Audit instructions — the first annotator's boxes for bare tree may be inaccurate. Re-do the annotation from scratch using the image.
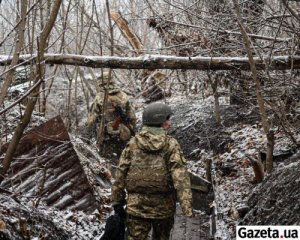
[0,0,62,180]
[232,0,274,172]
[0,0,28,106]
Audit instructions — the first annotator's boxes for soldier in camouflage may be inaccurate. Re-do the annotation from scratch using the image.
[111,102,193,240]
[87,73,136,161]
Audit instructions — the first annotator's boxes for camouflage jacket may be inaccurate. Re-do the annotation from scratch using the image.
[87,88,136,138]
[111,126,193,219]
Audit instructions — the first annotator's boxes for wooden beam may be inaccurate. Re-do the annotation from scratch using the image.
[0,54,299,70]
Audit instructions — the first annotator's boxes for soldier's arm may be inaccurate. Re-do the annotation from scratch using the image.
[87,103,97,129]
[111,147,131,206]
[126,101,137,132]
[87,96,103,129]
[168,138,193,217]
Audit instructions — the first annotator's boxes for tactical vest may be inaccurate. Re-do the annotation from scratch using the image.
[105,93,132,141]
[126,139,174,194]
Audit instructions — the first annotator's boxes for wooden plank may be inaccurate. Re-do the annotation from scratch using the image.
[171,207,186,240]
[185,215,201,240]
[170,206,210,240]
[149,205,210,240]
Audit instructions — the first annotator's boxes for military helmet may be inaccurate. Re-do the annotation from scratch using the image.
[142,102,172,126]
[97,72,112,86]
[97,72,119,93]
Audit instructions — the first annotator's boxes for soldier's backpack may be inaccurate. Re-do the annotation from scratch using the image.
[126,139,174,194]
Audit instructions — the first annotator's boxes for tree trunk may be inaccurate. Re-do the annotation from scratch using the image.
[281,0,300,23]
[205,158,212,183]
[266,130,275,173]
[0,0,28,106]
[110,11,144,55]
[246,155,264,183]
[207,73,221,125]
[1,54,299,70]
[97,0,114,147]
[233,0,274,173]
[110,11,165,102]
[213,93,221,125]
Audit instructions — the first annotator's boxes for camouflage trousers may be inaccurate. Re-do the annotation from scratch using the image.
[127,214,174,240]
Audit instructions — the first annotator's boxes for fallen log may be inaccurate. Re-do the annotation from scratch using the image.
[0,54,299,70]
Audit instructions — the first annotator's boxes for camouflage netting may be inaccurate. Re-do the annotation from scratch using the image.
[240,151,300,225]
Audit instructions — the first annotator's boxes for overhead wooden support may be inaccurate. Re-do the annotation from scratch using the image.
[0,54,299,70]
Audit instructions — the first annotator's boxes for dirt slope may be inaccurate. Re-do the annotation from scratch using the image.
[240,151,300,226]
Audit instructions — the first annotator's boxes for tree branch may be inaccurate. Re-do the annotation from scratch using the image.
[0,78,43,116]
[281,0,300,23]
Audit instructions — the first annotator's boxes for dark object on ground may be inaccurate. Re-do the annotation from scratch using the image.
[236,204,250,218]
[100,213,126,240]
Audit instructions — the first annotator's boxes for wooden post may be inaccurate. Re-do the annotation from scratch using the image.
[266,130,275,173]
[210,205,216,239]
[246,155,264,183]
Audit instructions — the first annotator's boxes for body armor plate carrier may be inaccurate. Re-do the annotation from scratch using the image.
[126,140,174,194]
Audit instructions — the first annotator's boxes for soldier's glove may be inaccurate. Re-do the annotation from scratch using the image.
[113,204,126,219]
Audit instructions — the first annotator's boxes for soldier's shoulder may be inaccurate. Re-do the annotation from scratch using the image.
[126,137,139,150]
[165,135,181,149]
[117,91,129,101]
[94,92,105,101]
[108,91,129,103]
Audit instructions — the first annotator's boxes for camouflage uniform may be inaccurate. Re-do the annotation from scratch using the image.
[87,81,136,161]
[111,126,193,240]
